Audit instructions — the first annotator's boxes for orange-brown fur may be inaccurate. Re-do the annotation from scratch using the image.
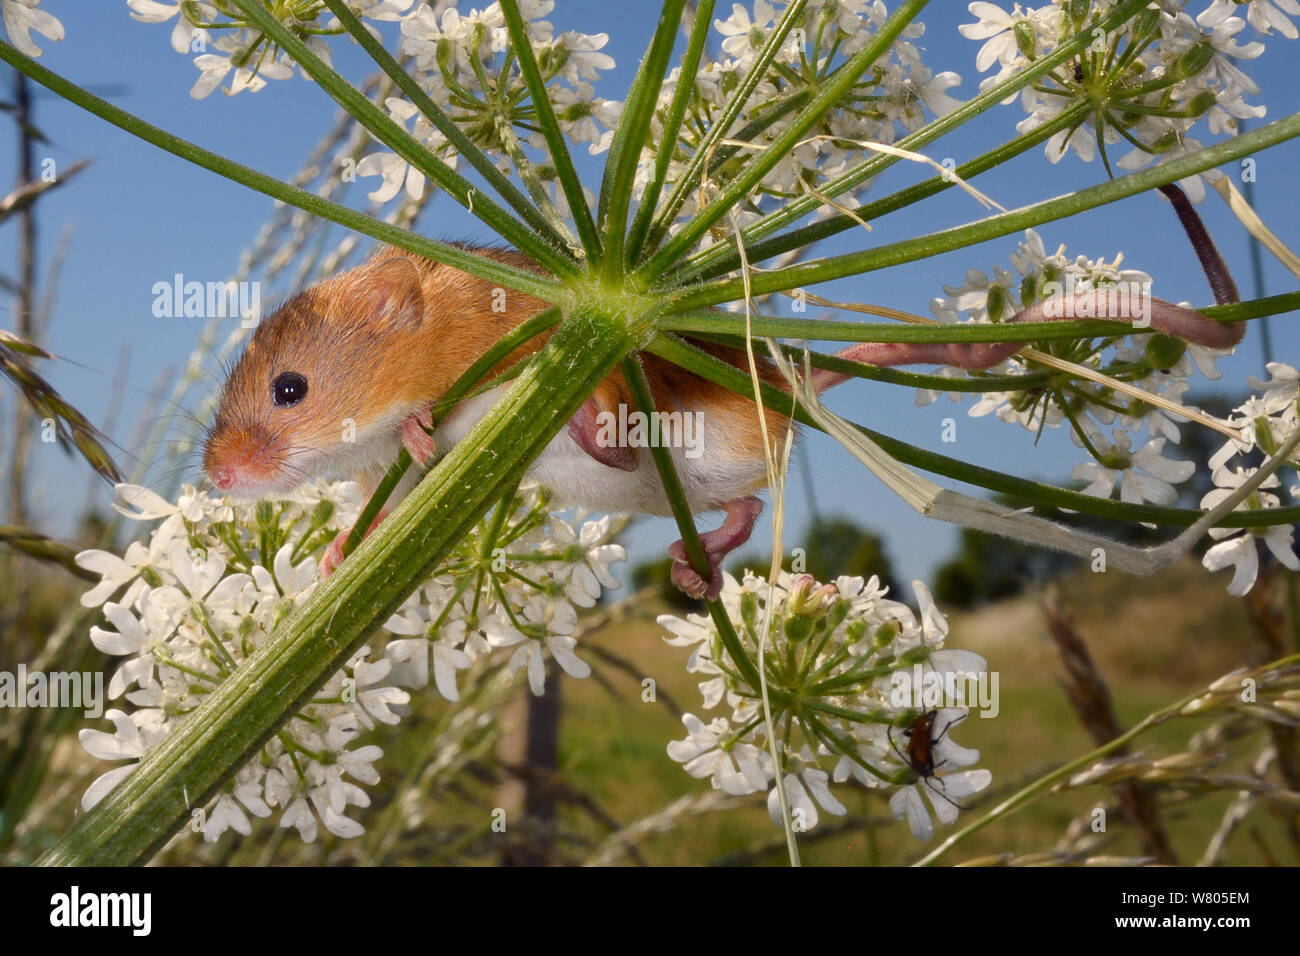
[204,243,793,495]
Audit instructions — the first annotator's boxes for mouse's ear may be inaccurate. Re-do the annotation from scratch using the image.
[355,256,424,331]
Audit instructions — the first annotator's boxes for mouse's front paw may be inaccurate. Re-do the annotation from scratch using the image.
[319,532,348,577]
[668,540,721,600]
[400,407,437,464]
[318,509,390,577]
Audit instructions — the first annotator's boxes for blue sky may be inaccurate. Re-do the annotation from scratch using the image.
[1,1,1297,587]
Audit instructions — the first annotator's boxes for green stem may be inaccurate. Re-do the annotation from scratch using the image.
[35,309,643,866]
[667,111,1300,309]
[499,0,602,260]
[229,0,577,279]
[596,0,687,277]
[643,0,809,254]
[660,313,1236,342]
[1199,291,1300,324]
[0,41,564,302]
[320,0,567,248]
[623,0,717,265]
[492,114,581,249]
[637,0,929,280]
[619,354,765,694]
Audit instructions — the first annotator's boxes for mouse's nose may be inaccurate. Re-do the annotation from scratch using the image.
[208,464,234,491]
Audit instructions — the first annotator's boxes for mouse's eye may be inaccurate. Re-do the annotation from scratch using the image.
[271,371,308,407]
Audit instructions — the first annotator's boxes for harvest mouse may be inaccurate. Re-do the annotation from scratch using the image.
[202,243,1240,599]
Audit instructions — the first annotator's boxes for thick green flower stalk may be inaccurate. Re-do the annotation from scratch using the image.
[74,479,625,844]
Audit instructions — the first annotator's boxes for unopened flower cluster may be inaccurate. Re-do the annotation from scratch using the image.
[75,479,625,844]
[961,0,1298,194]
[663,570,991,840]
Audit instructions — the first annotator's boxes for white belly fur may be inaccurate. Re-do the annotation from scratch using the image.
[433,385,766,516]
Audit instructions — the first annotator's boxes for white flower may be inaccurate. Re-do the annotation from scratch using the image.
[78,709,172,810]
[664,572,990,841]
[76,513,184,607]
[1249,362,1300,415]
[90,594,182,699]
[204,795,254,842]
[667,714,768,794]
[768,766,847,830]
[1,0,63,57]
[1199,0,1300,39]
[1196,387,1300,595]
[959,3,1041,73]
[112,483,181,520]
[889,767,993,842]
[356,150,426,203]
[546,514,627,606]
[127,0,214,53]
[1200,484,1300,596]
[1071,433,1194,506]
[499,595,591,695]
[553,30,615,83]
[714,1,777,60]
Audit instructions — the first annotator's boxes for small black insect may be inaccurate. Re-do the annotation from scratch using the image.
[889,709,970,812]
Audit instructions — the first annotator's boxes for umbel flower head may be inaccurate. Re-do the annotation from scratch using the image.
[662,570,992,840]
[961,0,1298,189]
[75,479,625,844]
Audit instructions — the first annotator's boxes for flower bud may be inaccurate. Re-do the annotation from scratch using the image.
[844,618,868,644]
[824,598,850,634]
[784,613,813,643]
[900,645,931,665]
[310,499,335,529]
[1173,44,1213,81]
[1144,332,1185,371]
[1184,90,1217,118]
[1019,273,1039,313]
[1014,20,1037,59]
[987,283,1010,323]
[1132,7,1160,39]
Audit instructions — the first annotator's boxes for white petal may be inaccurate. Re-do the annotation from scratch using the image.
[889,784,934,841]
[81,764,136,811]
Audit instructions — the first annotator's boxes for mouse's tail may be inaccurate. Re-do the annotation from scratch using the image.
[810,182,1240,394]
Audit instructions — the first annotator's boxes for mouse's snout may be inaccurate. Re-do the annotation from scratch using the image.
[202,418,291,498]
[207,460,236,492]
